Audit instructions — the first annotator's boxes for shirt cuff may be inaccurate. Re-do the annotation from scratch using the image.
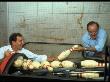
[95,45,102,52]
[34,55,47,62]
[41,55,47,62]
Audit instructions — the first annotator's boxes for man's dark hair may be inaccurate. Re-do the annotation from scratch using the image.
[87,21,99,30]
[9,33,23,45]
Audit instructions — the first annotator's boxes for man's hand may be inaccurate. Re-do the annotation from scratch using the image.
[72,46,85,51]
[4,50,15,58]
[47,56,57,62]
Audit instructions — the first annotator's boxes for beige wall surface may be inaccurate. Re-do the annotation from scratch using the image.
[0,2,110,60]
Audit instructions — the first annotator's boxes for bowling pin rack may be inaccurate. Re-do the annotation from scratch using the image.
[23,41,109,81]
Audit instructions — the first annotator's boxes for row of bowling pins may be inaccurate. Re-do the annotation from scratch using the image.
[14,56,108,72]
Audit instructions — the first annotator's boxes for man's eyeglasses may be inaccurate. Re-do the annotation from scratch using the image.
[89,31,97,35]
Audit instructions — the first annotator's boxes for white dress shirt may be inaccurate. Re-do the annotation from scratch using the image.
[0,45,47,62]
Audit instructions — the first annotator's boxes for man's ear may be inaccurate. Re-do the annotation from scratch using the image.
[12,41,15,45]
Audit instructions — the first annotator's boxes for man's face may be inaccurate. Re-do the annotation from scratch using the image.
[88,24,98,39]
[12,36,24,50]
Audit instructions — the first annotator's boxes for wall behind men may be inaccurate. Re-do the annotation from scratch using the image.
[0,2,8,47]
[6,2,110,44]
[0,2,110,59]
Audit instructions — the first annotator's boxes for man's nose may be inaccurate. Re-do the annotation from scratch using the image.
[22,41,24,44]
[92,33,95,35]
[92,32,97,35]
